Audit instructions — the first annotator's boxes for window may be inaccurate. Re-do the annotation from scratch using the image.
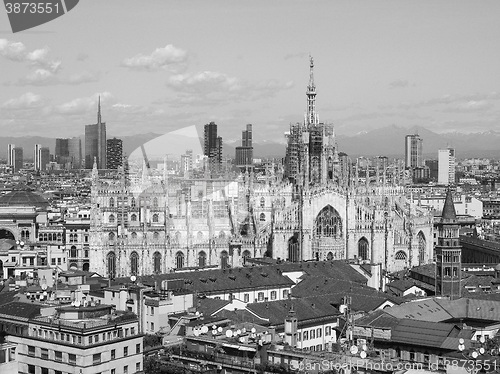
[136,362,141,372]
[111,349,116,360]
[109,214,115,224]
[152,214,159,223]
[325,326,331,336]
[260,197,265,208]
[93,353,101,364]
[109,197,114,207]
[151,322,155,331]
[55,351,62,362]
[175,251,184,269]
[317,328,322,338]
[297,332,301,341]
[124,366,128,374]
[258,292,264,301]
[310,330,315,339]
[41,348,48,359]
[130,252,139,275]
[89,335,92,344]
[153,252,161,274]
[303,331,308,340]
[259,213,266,221]
[283,290,289,299]
[28,365,35,374]
[136,343,141,354]
[69,354,76,365]
[244,293,250,303]
[198,251,206,268]
[28,346,35,356]
[131,214,137,222]
[111,370,116,374]
[270,291,277,300]
[51,258,56,265]
[131,327,135,335]
[124,346,128,357]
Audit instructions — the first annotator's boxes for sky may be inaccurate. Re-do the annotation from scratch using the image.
[1,0,500,143]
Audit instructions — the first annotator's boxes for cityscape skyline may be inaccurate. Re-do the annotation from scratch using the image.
[1,1,500,142]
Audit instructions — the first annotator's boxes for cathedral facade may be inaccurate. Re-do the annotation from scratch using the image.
[89,58,434,278]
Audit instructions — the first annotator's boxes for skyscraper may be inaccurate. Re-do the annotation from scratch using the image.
[55,138,70,165]
[85,97,107,169]
[405,134,423,169]
[203,121,222,173]
[106,137,123,169]
[235,124,253,170]
[68,137,82,169]
[7,144,15,167]
[12,147,23,172]
[34,144,49,171]
[438,147,455,185]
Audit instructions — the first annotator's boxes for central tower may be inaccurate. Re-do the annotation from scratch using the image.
[305,56,319,127]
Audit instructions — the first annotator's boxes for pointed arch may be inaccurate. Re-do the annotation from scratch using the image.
[314,205,342,238]
[418,231,426,264]
[358,237,369,260]
[327,252,334,261]
[220,250,229,269]
[395,250,407,260]
[130,251,139,275]
[109,197,114,208]
[175,251,184,269]
[259,213,266,222]
[153,251,161,274]
[198,251,207,268]
[288,233,300,263]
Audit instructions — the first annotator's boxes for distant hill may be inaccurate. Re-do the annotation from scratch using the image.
[0,126,498,161]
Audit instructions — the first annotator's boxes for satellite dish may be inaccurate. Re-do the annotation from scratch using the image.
[201,326,208,334]
[195,311,200,316]
[130,275,137,282]
[362,344,367,351]
[479,347,485,355]
[350,346,359,355]
[239,337,245,343]
[74,300,81,307]
[458,344,465,352]
[193,329,200,337]
[236,329,242,336]
[212,325,217,330]
[43,291,48,296]
[217,327,223,333]
[212,330,217,336]
[480,336,486,344]
[471,351,479,359]
[20,241,24,246]
[226,330,233,338]
[339,305,347,314]
[41,284,48,290]
[251,328,256,334]
[360,351,367,359]
[242,328,247,333]
[459,338,465,344]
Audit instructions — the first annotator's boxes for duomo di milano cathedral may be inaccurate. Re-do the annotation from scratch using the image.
[90,58,434,279]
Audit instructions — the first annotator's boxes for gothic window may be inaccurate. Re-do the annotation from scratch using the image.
[358,238,369,260]
[131,232,137,239]
[130,252,139,275]
[220,250,229,269]
[175,231,181,243]
[395,250,407,260]
[108,232,115,241]
[260,213,266,222]
[153,252,161,274]
[198,251,206,268]
[131,214,137,222]
[107,252,116,279]
[175,251,184,269]
[131,197,136,208]
[314,205,342,238]
[242,250,251,265]
[152,214,159,223]
[153,231,159,240]
[153,197,158,208]
[197,231,203,240]
[418,231,426,264]
[109,214,115,224]
[70,246,77,258]
[327,252,334,261]
[219,231,225,239]
[260,197,265,208]
[288,234,300,263]
[109,198,114,208]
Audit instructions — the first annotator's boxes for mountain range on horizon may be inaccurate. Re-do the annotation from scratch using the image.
[0,125,498,161]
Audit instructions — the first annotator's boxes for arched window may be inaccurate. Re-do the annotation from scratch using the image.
[109,214,115,224]
[288,234,300,263]
[131,214,137,222]
[259,213,266,222]
[152,214,159,223]
[109,197,114,208]
[260,197,265,208]
[153,197,158,208]
[219,231,225,239]
[130,252,139,275]
[70,246,77,258]
[358,238,369,260]
[108,232,115,241]
[220,250,229,269]
[131,197,136,208]
[242,250,251,265]
[198,251,206,268]
[327,252,334,261]
[153,252,161,274]
[175,231,181,243]
[175,251,184,269]
[395,250,407,260]
[314,205,342,238]
[131,232,137,239]
[107,252,116,279]
[418,231,426,264]
[57,233,61,241]
[153,231,159,240]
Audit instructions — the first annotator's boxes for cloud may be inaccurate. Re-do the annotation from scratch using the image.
[389,79,410,89]
[1,92,43,109]
[165,71,293,107]
[443,100,493,113]
[401,91,500,109]
[122,44,187,71]
[284,52,309,60]
[13,69,100,86]
[55,92,112,115]
[0,39,61,72]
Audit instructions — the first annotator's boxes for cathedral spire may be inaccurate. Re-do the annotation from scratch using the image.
[306,55,318,126]
[97,95,102,124]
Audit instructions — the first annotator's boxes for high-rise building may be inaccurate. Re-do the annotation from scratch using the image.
[85,97,107,169]
[7,144,15,167]
[235,124,253,170]
[404,134,423,169]
[203,121,222,173]
[68,137,82,169]
[425,159,439,181]
[438,147,455,185]
[180,150,193,177]
[435,189,462,299]
[34,144,49,171]
[12,147,23,172]
[55,138,69,164]
[106,137,123,169]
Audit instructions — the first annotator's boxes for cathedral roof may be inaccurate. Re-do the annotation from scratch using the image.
[441,188,457,222]
[0,190,49,209]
